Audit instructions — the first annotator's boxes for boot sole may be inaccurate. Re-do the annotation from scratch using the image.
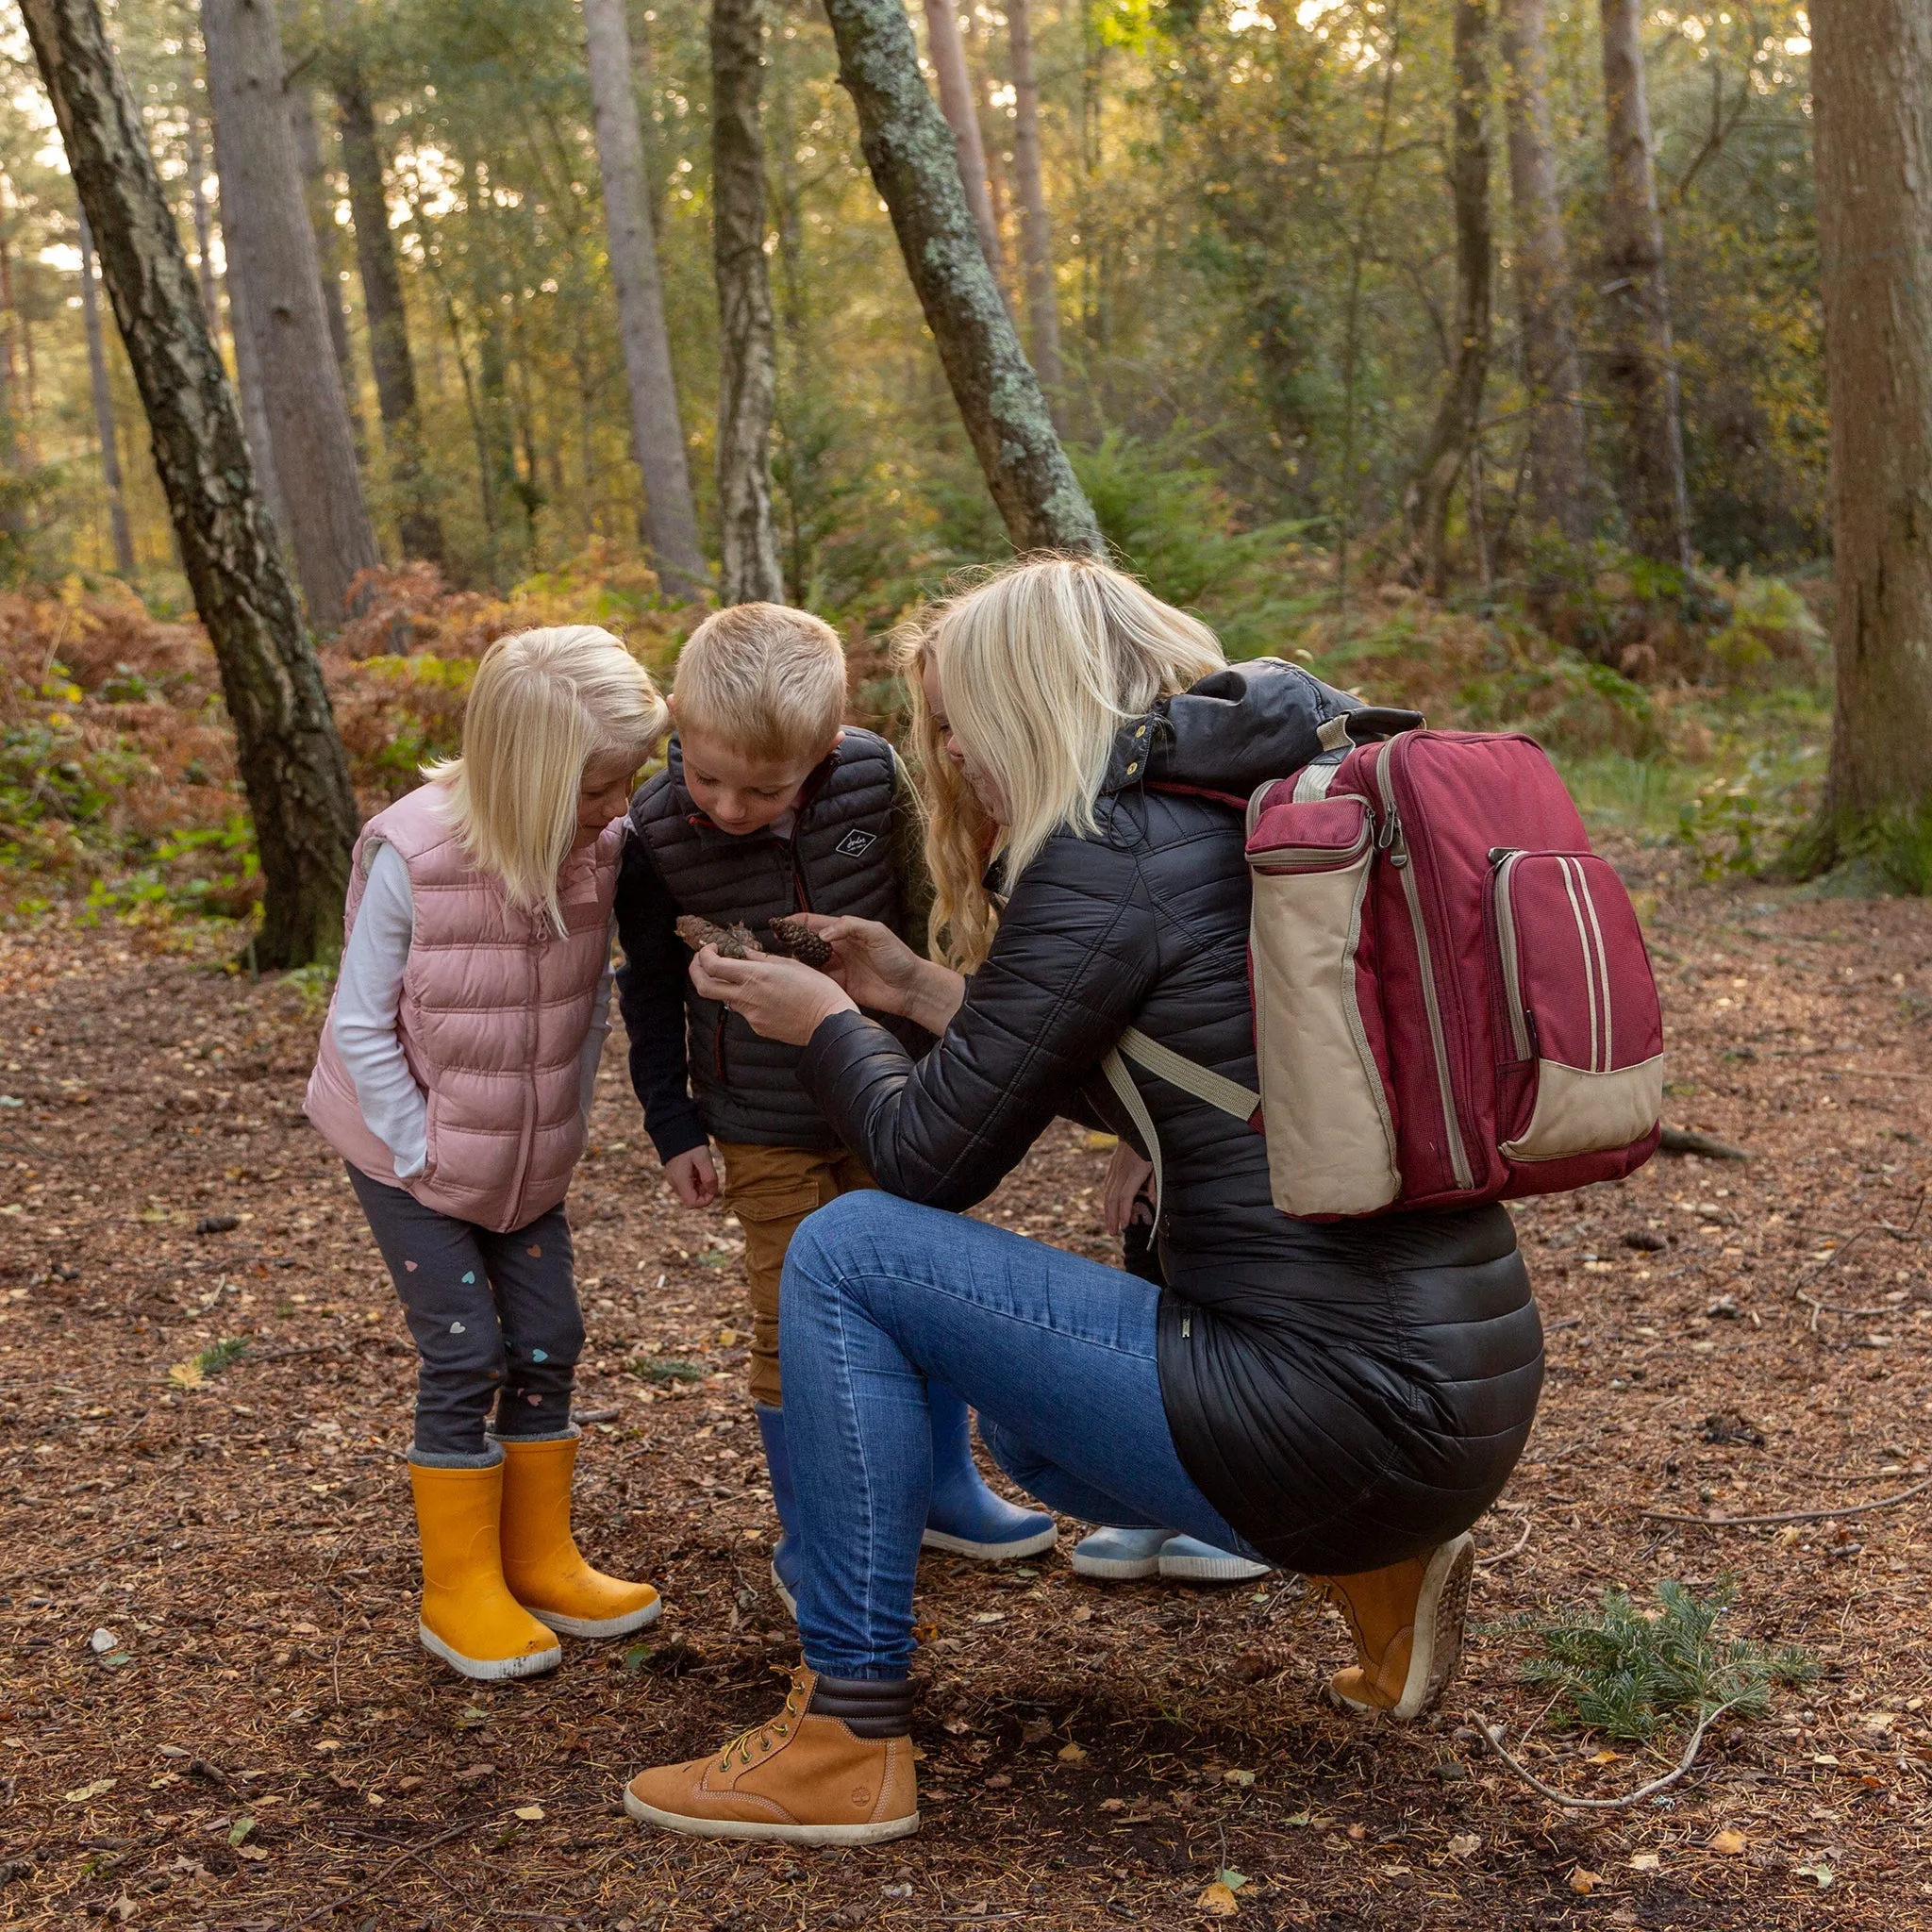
[418,1624,561,1682]
[1331,1533,1475,1721]
[920,1523,1058,1561]
[623,1788,919,1845]
[1068,1551,1163,1580]
[1158,1555,1274,1582]
[526,1596,663,1640]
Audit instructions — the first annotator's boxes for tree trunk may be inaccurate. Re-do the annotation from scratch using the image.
[1005,0,1061,398]
[202,0,379,627]
[0,234,20,474]
[333,42,448,570]
[1598,0,1691,568]
[581,0,708,598]
[181,50,223,333]
[1808,0,1932,874]
[76,206,135,575]
[286,68,363,454]
[1408,0,1491,594]
[818,0,1098,554]
[20,0,358,967]
[218,207,290,541]
[1498,0,1588,544]
[921,0,1005,286]
[711,0,784,604]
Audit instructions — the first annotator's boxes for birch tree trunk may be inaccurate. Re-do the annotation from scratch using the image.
[202,0,378,626]
[711,0,784,604]
[76,206,135,575]
[20,0,358,967]
[921,0,1005,285]
[1498,0,1588,544]
[1598,0,1691,568]
[1408,0,1491,594]
[818,0,1098,554]
[1006,0,1061,397]
[1807,0,1932,878]
[332,39,447,570]
[581,0,708,598]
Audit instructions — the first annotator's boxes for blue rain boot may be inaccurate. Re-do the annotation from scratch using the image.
[921,1384,1058,1561]
[1070,1525,1170,1580]
[754,1402,803,1616]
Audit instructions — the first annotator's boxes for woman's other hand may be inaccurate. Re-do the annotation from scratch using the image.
[791,914,966,1035]
[1102,1140,1157,1235]
[690,945,858,1045]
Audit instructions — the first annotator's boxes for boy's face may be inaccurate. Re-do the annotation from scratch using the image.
[676,716,841,837]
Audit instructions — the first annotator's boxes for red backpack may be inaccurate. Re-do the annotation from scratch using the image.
[1105,727,1665,1219]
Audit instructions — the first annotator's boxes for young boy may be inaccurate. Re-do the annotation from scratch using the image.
[614,603,1055,1607]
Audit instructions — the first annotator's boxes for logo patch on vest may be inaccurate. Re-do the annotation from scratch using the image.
[836,829,878,859]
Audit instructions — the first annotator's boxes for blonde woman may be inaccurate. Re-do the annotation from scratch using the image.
[620,559,1542,1845]
[307,626,670,1684]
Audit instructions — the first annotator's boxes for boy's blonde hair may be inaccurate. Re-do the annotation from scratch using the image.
[673,602,847,764]
[900,557,1225,971]
[427,625,668,932]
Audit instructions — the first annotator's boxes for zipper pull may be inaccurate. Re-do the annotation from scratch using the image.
[1380,808,1408,867]
[1181,1313,1191,1340]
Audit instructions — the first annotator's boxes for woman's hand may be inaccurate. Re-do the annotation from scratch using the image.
[1102,1140,1157,1236]
[791,914,966,1035]
[689,945,858,1046]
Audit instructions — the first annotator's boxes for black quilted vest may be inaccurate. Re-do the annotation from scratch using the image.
[627,726,916,1148]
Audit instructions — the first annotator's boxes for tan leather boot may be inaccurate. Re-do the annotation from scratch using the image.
[624,1665,918,1844]
[1313,1533,1474,1719]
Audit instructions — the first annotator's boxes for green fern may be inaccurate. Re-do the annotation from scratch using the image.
[1519,1579,1817,1741]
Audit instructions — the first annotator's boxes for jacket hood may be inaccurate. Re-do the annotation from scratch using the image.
[1108,658,1423,799]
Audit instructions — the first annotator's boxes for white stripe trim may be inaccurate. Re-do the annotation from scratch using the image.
[1558,858,1599,1074]
[1575,860,1614,1072]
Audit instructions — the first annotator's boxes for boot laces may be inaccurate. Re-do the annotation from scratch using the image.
[717,1668,808,1772]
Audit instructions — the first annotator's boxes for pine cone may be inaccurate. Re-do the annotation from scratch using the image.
[767,916,835,969]
[675,915,766,959]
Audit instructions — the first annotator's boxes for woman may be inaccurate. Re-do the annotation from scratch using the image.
[622,559,1543,1846]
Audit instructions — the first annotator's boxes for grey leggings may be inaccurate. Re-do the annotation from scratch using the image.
[346,1165,583,1462]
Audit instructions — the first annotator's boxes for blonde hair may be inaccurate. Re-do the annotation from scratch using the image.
[901,557,1225,971]
[428,625,668,932]
[674,602,847,763]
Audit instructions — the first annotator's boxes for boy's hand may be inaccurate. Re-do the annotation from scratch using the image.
[665,1144,721,1208]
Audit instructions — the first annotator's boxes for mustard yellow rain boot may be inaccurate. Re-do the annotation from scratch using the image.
[410,1459,562,1682]
[1313,1533,1474,1720]
[499,1432,662,1639]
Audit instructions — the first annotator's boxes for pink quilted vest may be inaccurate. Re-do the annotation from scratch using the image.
[305,783,625,1233]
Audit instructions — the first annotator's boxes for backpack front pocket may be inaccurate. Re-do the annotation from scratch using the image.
[1491,851,1664,1160]
[1245,793,1401,1215]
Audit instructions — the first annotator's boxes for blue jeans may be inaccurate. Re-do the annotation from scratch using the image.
[778,1190,1258,1678]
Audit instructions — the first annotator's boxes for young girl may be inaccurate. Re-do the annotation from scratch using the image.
[307,625,669,1682]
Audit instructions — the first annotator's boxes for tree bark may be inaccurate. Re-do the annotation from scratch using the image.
[1809,0,1932,866]
[1005,0,1061,398]
[581,0,708,598]
[180,50,223,334]
[1598,0,1691,568]
[76,205,135,575]
[1408,0,1491,594]
[216,197,289,541]
[818,0,1098,554]
[332,35,447,570]
[711,0,784,604]
[921,0,1005,286]
[202,0,379,627]
[1498,0,1588,544]
[20,0,358,967]
[286,68,363,454]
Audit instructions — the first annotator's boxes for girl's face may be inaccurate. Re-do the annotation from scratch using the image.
[574,749,641,850]
[923,655,1008,825]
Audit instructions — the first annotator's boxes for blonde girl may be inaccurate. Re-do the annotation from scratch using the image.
[306,625,669,1683]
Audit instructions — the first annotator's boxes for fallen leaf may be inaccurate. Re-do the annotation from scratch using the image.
[1222,1768,1255,1787]
[1709,1828,1747,1857]
[237,1844,269,1862]
[973,1611,1007,1625]
[1021,1718,1053,1745]
[984,1774,1011,1790]
[90,1627,119,1654]
[1217,1869,1248,1892]
[156,1744,190,1759]
[1570,1868,1602,1896]
[717,1327,740,1346]
[1863,1711,1898,1733]
[1589,1749,1625,1765]
[1447,1835,1481,1858]
[514,1804,545,1822]
[1058,1741,1088,1763]
[1345,1824,1366,1843]
[63,1777,117,1803]
[453,1763,494,1786]
[1099,1797,1124,1813]
[227,1817,256,1846]
[167,1358,205,1390]
[104,1897,138,1925]
[1628,1853,1660,1874]
[1196,1882,1240,1916]
[1793,1861,1835,1890]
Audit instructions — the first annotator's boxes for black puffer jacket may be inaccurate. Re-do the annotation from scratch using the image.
[797,661,1542,1574]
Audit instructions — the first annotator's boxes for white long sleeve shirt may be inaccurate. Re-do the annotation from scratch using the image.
[330,841,613,1181]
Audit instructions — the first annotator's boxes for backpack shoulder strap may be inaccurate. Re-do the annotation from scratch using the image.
[1102,1027,1261,1222]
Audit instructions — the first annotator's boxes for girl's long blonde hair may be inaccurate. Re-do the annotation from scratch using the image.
[900,557,1225,971]
[427,625,669,932]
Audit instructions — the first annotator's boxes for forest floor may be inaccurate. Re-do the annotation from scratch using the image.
[1,838,1929,1931]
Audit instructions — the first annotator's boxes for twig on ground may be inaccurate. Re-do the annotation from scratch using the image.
[1466,1697,1743,1810]
[1477,1514,1534,1569]
[1639,1476,1932,1527]
[288,1816,487,1924]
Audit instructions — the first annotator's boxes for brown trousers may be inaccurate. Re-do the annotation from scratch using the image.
[716,1141,876,1408]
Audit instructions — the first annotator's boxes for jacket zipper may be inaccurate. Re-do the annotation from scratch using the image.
[1374,741,1474,1191]
[1492,851,1533,1060]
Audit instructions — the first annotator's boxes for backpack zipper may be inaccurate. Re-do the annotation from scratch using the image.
[1374,741,1474,1191]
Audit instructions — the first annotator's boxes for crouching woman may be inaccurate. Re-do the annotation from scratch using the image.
[623,558,1543,1843]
